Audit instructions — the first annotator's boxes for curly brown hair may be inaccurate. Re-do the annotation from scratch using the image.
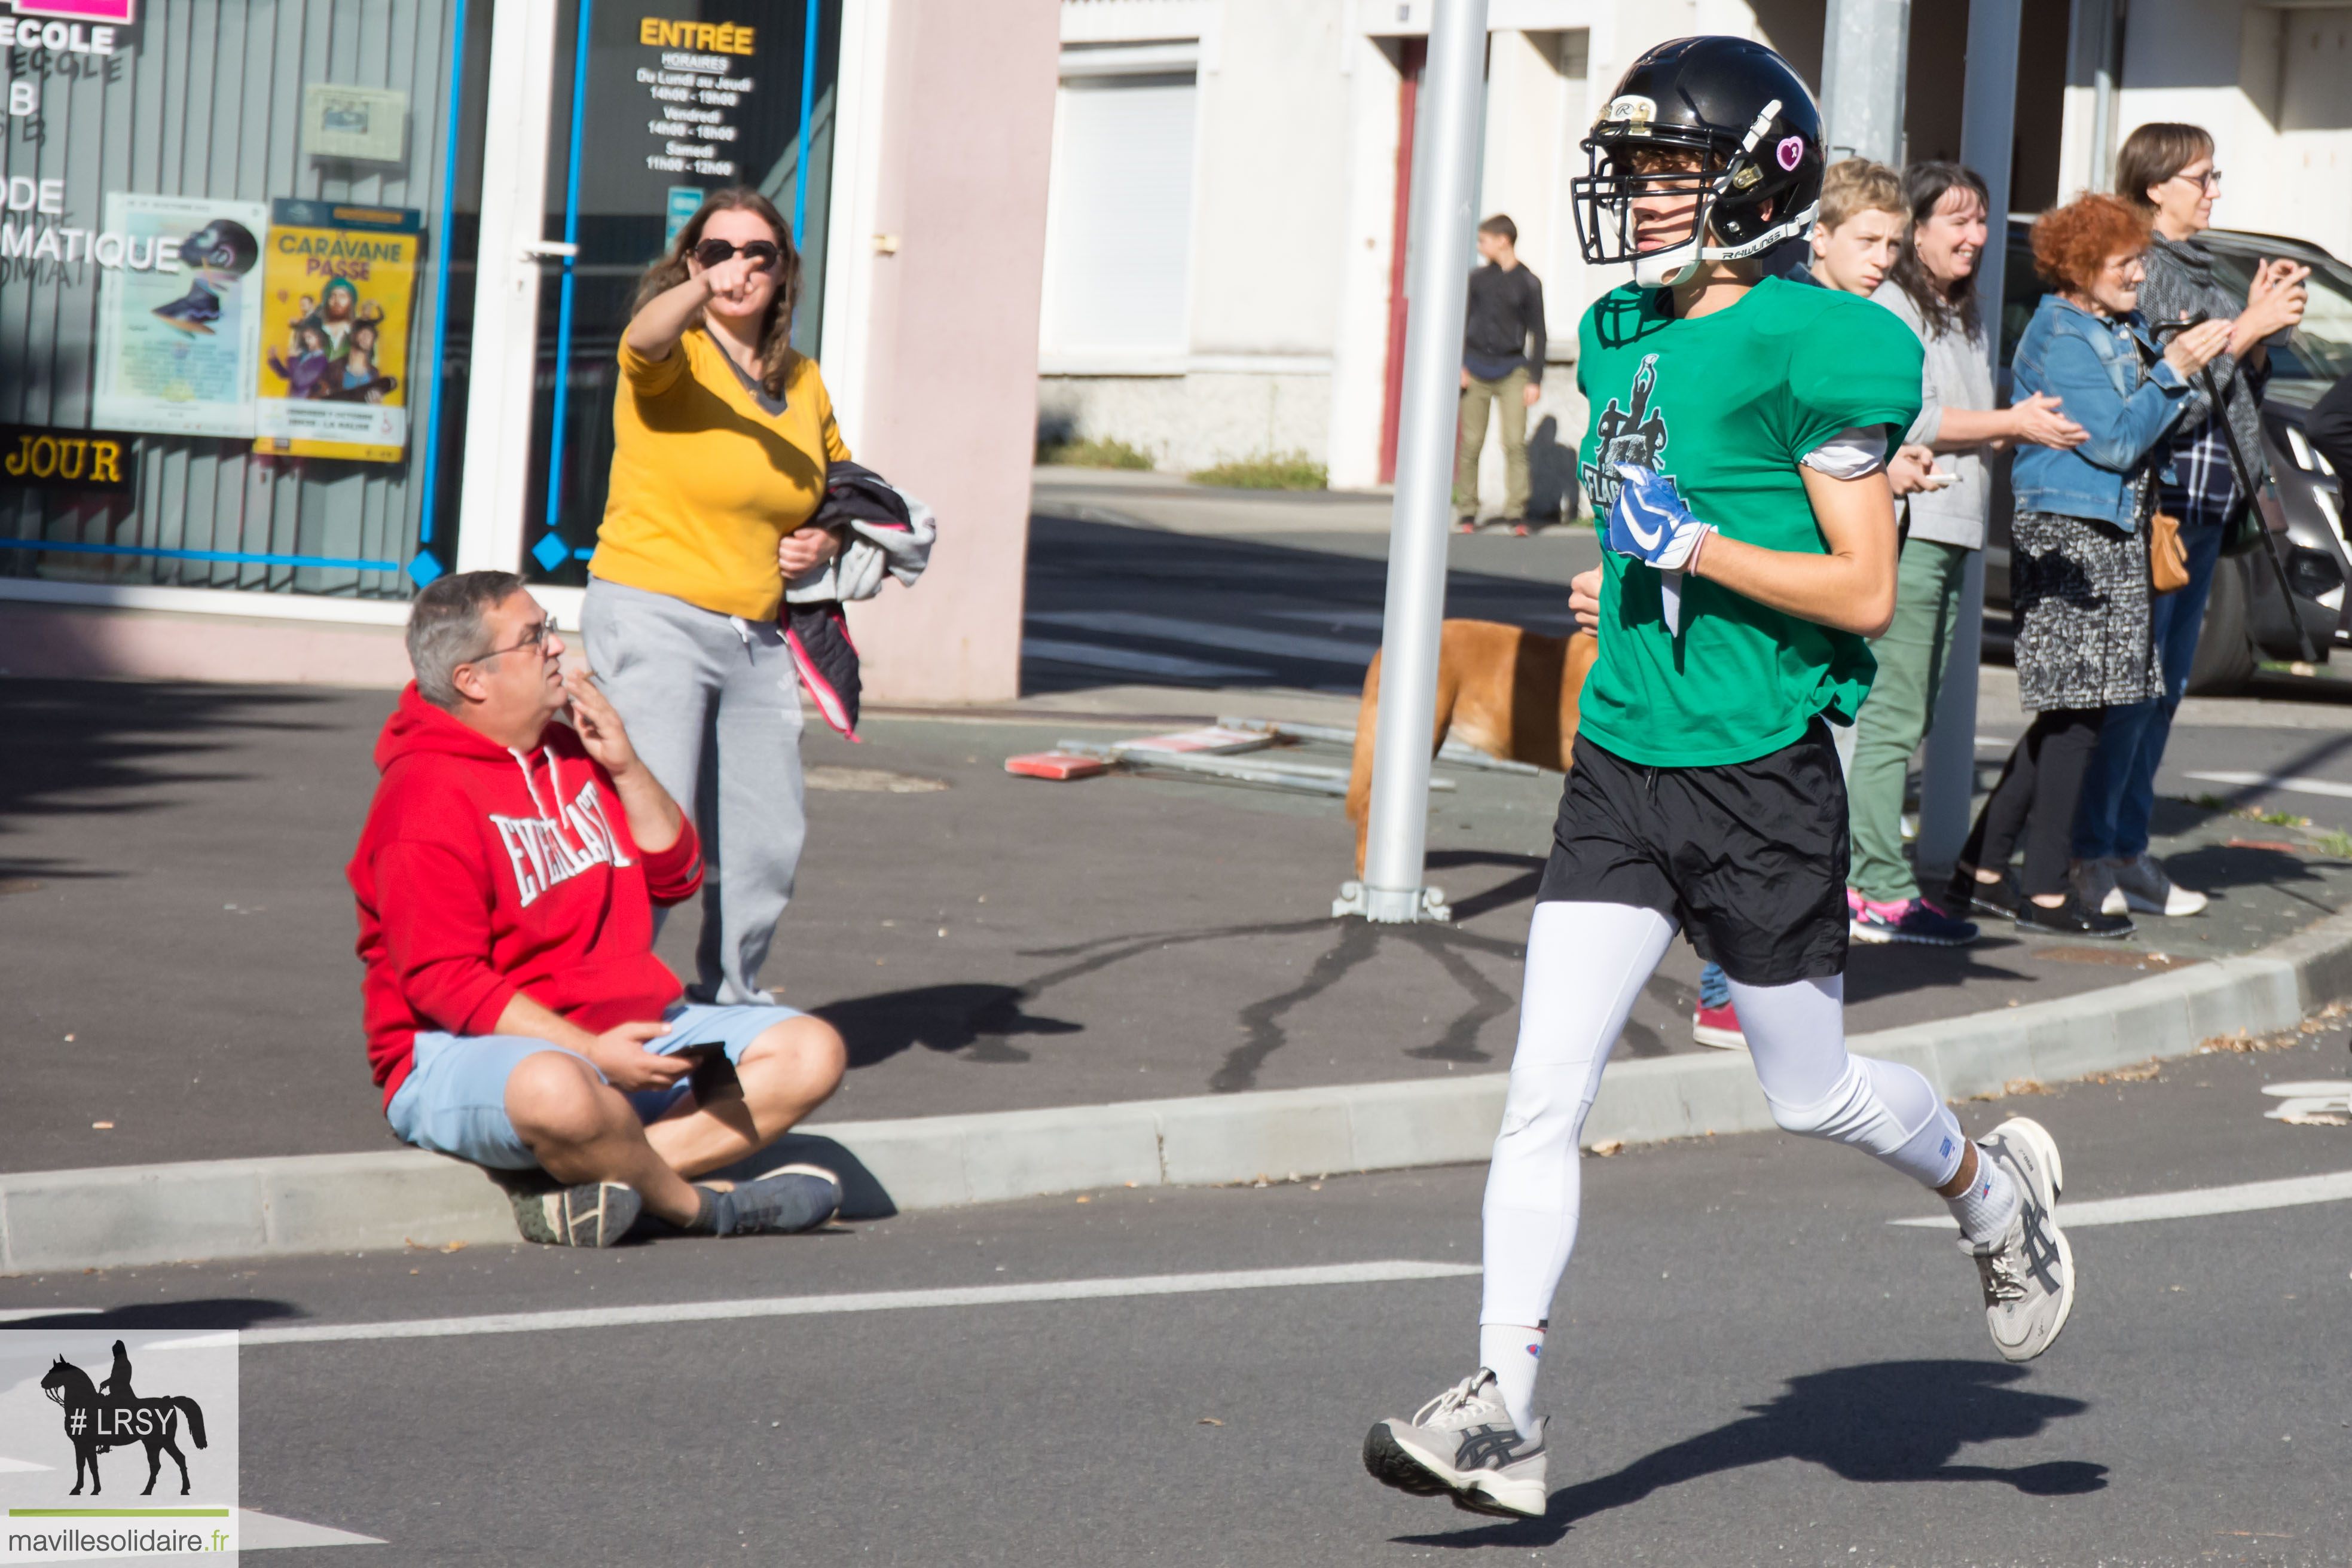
[631,187,803,399]
[2029,192,2150,297]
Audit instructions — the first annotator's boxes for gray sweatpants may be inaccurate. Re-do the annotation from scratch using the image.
[580,576,807,1005]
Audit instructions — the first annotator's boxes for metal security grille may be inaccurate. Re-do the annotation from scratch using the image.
[0,0,487,600]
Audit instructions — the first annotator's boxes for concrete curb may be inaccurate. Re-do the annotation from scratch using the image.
[8,909,2350,1274]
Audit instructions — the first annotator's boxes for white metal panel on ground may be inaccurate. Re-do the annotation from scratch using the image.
[1040,72,1199,357]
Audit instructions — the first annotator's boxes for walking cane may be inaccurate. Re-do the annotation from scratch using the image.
[2151,313,2319,666]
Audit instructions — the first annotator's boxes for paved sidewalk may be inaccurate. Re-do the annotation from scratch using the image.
[7,673,2352,1179]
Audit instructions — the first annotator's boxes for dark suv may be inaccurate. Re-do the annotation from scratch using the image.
[1990,224,2352,692]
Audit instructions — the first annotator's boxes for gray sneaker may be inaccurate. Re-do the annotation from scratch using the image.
[511,1180,642,1248]
[1363,1370,1548,1518]
[1963,1117,2075,1362]
[713,1163,842,1236]
[2106,852,2207,916]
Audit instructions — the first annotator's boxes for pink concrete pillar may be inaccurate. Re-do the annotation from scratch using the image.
[845,0,1058,705]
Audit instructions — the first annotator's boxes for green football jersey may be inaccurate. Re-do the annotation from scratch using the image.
[1574,277,1925,768]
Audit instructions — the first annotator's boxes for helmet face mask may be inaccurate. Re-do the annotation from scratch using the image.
[1570,37,1826,290]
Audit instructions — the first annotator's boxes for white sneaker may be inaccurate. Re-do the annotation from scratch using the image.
[1364,1370,1548,1518]
[2106,852,2206,916]
[1963,1117,2076,1362]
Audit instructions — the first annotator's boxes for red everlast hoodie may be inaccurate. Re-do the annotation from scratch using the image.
[348,684,704,1107]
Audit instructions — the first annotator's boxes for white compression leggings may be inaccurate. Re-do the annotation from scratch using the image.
[1479,901,1969,1327]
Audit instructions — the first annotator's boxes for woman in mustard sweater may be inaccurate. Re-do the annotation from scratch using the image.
[581,188,847,1005]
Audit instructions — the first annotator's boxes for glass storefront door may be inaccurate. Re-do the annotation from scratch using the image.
[517,0,839,589]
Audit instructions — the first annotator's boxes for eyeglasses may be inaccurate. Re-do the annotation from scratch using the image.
[693,237,781,272]
[2168,167,2222,192]
[473,615,559,663]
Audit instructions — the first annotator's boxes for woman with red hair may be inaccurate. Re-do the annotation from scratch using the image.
[1945,194,2231,936]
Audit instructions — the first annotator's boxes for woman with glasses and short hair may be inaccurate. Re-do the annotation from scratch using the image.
[579,188,848,1007]
[2072,125,2310,920]
[1949,193,2232,937]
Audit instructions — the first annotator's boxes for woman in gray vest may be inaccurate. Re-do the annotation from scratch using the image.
[1846,163,2087,946]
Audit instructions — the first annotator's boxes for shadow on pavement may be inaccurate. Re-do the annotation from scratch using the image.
[0,1300,307,1333]
[1427,849,1545,925]
[1397,1359,2105,1549]
[0,680,341,878]
[812,983,1084,1070]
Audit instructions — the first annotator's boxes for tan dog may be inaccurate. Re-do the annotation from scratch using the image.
[1346,619,1599,875]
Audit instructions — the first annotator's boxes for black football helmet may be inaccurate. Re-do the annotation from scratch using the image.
[1571,36,1825,288]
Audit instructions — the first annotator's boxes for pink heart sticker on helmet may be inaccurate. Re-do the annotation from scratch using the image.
[1776,135,1804,172]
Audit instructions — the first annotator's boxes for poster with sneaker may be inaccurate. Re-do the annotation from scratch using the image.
[91,192,269,439]
[252,200,421,464]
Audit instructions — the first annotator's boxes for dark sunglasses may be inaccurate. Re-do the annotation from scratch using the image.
[693,237,781,272]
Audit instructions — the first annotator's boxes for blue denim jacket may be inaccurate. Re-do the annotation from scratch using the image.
[2008,294,2194,529]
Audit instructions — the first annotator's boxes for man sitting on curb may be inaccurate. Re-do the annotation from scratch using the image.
[349,570,849,1247]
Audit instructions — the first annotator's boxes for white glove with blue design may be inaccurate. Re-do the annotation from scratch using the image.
[1606,464,1712,572]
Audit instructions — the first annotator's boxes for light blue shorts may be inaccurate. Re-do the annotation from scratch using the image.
[386,1001,804,1170]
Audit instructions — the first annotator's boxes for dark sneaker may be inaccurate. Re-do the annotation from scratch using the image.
[1945,867,2019,921]
[511,1180,642,1248]
[711,1163,842,1236]
[2015,892,2134,939]
[1364,1370,1547,1518]
[152,280,222,333]
[1962,1117,2075,1362]
[1850,891,1980,947]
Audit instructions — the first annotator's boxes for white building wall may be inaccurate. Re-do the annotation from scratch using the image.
[2076,1,2352,260]
[1040,0,1830,500]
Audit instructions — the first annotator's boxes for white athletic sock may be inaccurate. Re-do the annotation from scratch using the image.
[1945,1148,2021,1245]
[1479,1321,1545,1440]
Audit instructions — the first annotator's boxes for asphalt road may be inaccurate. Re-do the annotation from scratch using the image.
[1,1034,2347,1566]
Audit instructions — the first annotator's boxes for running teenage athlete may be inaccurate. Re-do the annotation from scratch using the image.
[1364,37,2076,1521]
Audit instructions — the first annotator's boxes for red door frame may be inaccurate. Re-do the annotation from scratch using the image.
[1376,37,1427,486]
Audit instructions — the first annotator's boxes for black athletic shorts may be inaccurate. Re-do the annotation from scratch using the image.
[1532,720,1848,986]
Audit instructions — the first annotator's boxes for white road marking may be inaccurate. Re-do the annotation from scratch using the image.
[242,1509,385,1550]
[1893,1169,2352,1230]
[0,1307,100,1324]
[233,1261,1479,1347]
[1022,637,1268,681]
[1028,610,1376,665]
[2186,770,2352,801]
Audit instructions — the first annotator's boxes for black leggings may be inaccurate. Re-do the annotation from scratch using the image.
[1959,708,2108,898]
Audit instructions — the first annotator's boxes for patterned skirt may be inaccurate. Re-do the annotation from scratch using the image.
[2009,496,2166,713]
